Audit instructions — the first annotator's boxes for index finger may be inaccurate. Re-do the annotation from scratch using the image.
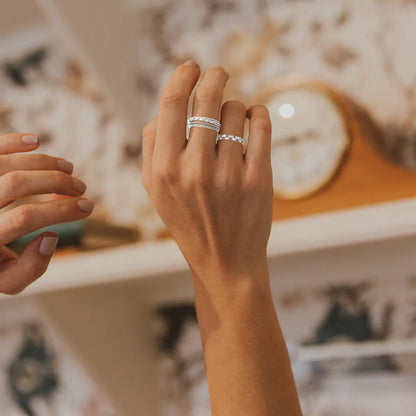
[0,133,40,154]
[156,61,200,159]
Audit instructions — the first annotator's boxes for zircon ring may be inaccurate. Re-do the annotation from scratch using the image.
[187,116,221,139]
[216,134,246,147]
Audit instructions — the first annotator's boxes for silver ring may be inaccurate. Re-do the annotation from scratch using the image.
[188,116,221,129]
[187,116,221,139]
[217,134,246,146]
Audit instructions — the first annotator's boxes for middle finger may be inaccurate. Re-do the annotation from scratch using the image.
[217,100,246,168]
[0,170,87,208]
[0,154,74,176]
[187,67,229,158]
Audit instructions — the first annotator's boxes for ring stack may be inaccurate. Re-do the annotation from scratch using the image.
[216,134,246,147]
[187,116,221,138]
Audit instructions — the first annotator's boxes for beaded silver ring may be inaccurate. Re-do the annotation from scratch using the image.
[216,134,246,147]
[188,116,221,129]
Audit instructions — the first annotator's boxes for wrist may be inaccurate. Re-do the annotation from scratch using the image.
[192,263,276,350]
[190,257,272,310]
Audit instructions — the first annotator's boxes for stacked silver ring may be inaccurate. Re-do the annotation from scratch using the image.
[186,117,246,147]
[187,116,221,139]
[217,134,246,147]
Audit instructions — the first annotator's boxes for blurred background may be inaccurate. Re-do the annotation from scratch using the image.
[1,0,416,415]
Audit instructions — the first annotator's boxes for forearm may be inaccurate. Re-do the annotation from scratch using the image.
[191,264,303,416]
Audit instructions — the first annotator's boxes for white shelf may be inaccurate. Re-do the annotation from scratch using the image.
[2,197,416,299]
[297,338,416,362]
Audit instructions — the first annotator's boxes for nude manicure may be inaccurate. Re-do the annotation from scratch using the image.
[39,236,59,256]
[72,177,87,194]
[21,135,39,145]
[57,159,74,174]
[78,199,94,213]
[184,60,198,67]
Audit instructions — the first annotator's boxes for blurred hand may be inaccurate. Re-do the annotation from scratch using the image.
[0,133,94,295]
[142,63,273,294]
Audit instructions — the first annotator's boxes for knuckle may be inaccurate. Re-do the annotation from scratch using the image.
[154,165,179,186]
[56,200,67,220]
[51,170,66,188]
[191,168,210,190]
[1,172,23,195]
[223,100,246,114]
[216,172,241,190]
[0,155,9,174]
[10,205,32,232]
[142,123,154,139]
[141,132,154,152]
[244,179,258,195]
[208,66,227,78]
[35,153,50,164]
[195,86,221,105]
[252,117,272,134]
[245,172,271,195]
[32,153,55,169]
[245,170,261,189]
[160,90,186,107]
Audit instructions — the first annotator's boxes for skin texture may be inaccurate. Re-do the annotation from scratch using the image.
[143,63,303,415]
[0,133,94,295]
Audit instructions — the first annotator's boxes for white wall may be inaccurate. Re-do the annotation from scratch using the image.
[0,1,45,40]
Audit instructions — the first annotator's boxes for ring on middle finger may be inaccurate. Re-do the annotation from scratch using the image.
[186,116,221,139]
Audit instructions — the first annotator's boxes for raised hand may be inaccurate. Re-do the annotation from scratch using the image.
[142,62,273,295]
[0,133,94,295]
[142,63,302,416]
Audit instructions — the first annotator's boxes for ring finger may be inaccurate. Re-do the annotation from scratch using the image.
[187,67,229,157]
[217,100,246,168]
[0,170,87,208]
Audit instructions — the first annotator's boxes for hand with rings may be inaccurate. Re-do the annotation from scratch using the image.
[142,61,273,290]
[0,133,94,295]
[142,62,302,416]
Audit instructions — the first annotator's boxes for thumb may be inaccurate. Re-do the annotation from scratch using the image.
[0,232,59,295]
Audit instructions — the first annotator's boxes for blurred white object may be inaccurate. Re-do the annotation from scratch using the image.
[258,81,350,199]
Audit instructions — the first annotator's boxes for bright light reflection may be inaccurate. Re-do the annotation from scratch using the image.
[278,103,295,119]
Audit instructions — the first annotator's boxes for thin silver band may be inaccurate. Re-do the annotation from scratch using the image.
[187,116,221,139]
[187,116,221,128]
[188,123,220,131]
[217,134,246,146]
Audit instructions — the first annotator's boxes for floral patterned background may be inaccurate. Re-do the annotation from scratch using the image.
[0,300,115,416]
[2,1,416,414]
[155,271,416,416]
[2,0,416,240]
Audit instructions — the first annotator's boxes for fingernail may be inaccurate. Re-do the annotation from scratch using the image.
[21,135,39,145]
[78,198,94,213]
[184,60,198,67]
[57,159,74,174]
[72,177,87,194]
[39,236,59,256]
